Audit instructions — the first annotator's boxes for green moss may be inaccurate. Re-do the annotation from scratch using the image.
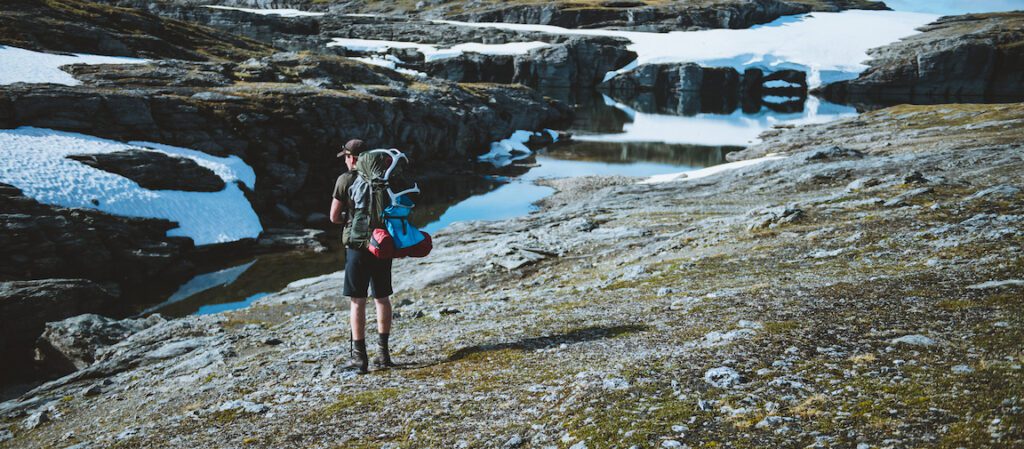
[315,388,403,419]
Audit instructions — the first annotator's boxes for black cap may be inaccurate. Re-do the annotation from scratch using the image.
[337,139,367,157]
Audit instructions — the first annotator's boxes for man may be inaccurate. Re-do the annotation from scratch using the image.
[330,138,395,374]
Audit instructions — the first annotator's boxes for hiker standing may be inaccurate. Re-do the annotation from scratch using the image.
[330,139,396,374]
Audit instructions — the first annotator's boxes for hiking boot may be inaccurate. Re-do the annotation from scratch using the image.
[344,339,368,374]
[374,333,396,369]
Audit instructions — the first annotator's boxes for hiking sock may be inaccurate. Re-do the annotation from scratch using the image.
[345,339,368,374]
[375,333,395,368]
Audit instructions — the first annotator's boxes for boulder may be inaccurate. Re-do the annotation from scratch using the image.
[67,150,226,192]
[34,313,166,373]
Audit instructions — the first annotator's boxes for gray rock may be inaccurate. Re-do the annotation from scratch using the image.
[66,150,226,192]
[884,187,933,207]
[36,313,166,371]
[965,185,1020,201]
[891,334,936,346]
[704,367,743,388]
[24,410,49,430]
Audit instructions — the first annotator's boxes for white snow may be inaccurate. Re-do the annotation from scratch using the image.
[642,155,786,184]
[0,127,262,245]
[584,94,856,147]
[328,38,549,62]
[478,129,552,167]
[202,5,325,17]
[350,55,428,77]
[440,10,937,87]
[0,45,147,86]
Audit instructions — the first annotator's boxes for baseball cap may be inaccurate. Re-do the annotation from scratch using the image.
[337,139,367,157]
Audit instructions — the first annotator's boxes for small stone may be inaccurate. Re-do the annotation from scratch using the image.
[263,337,283,346]
[755,416,785,429]
[81,384,103,397]
[569,441,588,449]
[661,440,683,448]
[951,365,974,374]
[891,334,936,346]
[503,434,524,448]
[704,367,742,389]
[24,410,49,430]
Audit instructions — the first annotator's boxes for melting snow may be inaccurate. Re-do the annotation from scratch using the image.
[478,129,556,167]
[202,5,325,17]
[328,38,550,62]
[0,127,262,245]
[0,45,147,86]
[349,55,427,77]
[439,10,937,87]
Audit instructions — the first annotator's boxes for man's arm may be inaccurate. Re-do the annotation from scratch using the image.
[329,198,345,224]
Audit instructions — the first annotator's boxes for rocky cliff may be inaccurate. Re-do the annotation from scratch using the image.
[0,0,273,61]
[2,102,1021,448]
[820,12,1024,106]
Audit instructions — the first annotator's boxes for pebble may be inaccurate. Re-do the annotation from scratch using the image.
[24,410,49,430]
[704,367,742,389]
[891,334,936,346]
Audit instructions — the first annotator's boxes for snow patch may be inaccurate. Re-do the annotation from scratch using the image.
[202,5,324,17]
[328,38,549,62]
[440,10,936,87]
[478,129,557,167]
[0,127,262,245]
[350,55,427,77]
[0,45,147,86]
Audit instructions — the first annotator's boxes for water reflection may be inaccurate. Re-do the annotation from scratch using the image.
[576,93,857,146]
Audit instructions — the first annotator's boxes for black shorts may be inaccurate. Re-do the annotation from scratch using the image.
[343,248,393,298]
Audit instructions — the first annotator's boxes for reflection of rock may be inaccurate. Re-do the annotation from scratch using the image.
[601,63,807,115]
[819,12,1024,106]
[67,150,226,192]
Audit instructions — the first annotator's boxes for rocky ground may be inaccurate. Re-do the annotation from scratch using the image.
[2,102,1021,448]
[819,12,1024,106]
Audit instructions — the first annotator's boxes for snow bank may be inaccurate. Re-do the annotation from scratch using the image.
[641,155,786,184]
[202,5,325,17]
[328,38,549,62]
[579,95,856,147]
[0,45,147,86]
[350,55,427,77]
[440,10,936,87]
[0,127,263,245]
[477,129,560,168]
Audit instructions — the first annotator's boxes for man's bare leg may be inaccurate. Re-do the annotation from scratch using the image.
[374,296,395,367]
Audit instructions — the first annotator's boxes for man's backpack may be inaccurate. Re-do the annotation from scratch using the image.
[347,149,431,258]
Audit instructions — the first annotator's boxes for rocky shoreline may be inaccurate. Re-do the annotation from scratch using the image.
[2,102,1021,448]
[819,12,1024,107]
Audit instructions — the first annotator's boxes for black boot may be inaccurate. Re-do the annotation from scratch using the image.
[344,339,368,374]
[374,333,396,368]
